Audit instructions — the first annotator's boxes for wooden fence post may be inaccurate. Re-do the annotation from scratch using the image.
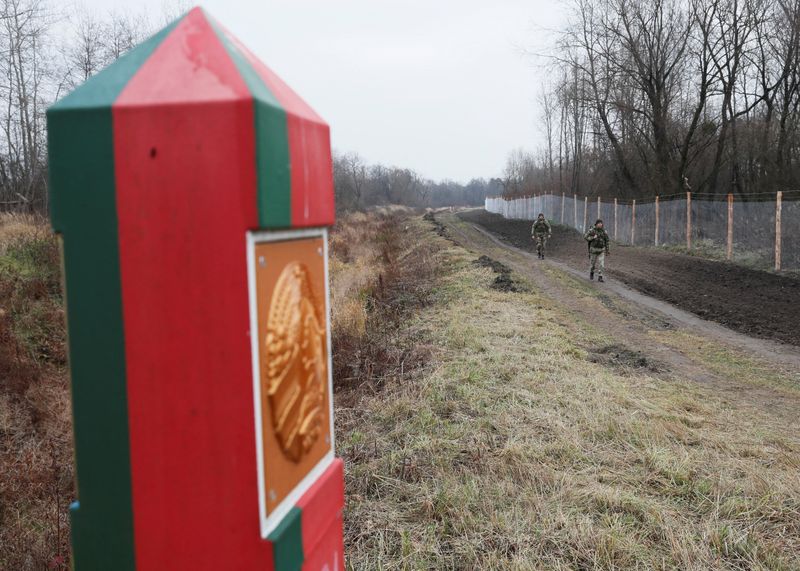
[654,195,660,247]
[561,192,565,223]
[775,191,783,271]
[631,199,636,244]
[727,193,733,260]
[597,195,601,220]
[614,198,618,240]
[583,196,588,230]
[686,191,692,250]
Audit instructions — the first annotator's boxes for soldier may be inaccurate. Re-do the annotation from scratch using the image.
[531,213,552,259]
[585,219,610,282]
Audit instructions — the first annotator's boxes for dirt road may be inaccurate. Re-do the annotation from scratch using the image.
[438,210,800,420]
[459,209,800,347]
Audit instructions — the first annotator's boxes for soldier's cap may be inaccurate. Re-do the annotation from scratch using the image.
[538,213,545,218]
[595,219,604,225]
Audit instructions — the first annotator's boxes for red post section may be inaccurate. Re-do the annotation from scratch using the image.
[48,8,343,571]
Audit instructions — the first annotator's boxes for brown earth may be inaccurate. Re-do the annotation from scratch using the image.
[459,209,800,347]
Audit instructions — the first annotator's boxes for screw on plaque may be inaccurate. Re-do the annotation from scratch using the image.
[317,247,323,256]
[258,256,266,267]
[269,489,276,502]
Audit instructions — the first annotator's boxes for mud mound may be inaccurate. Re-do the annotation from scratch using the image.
[589,344,666,374]
[460,209,800,346]
[491,273,527,293]
[473,254,511,274]
[424,211,449,238]
[472,255,528,293]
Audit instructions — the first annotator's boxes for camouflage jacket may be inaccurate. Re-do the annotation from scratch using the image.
[585,227,610,254]
[532,219,552,237]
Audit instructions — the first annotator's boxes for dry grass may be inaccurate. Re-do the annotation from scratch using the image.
[330,209,438,394]
[338,213,800,570]
[3,209,799,570]
[0,213,72,571]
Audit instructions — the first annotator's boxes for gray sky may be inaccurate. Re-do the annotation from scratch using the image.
[79,0,565,183]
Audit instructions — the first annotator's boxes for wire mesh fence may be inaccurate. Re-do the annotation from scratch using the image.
[484,191,800,272]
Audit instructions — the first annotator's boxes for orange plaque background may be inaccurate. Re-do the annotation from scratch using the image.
[253,236,332,516]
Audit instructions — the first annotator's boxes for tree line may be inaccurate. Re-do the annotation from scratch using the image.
[333,151,498,211]
[504,0,800,200]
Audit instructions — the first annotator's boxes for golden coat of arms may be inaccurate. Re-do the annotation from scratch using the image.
[262,262,327,463]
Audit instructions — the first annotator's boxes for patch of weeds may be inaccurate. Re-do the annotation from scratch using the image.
[0,218,72,571]
[0,232,65,381]
[332,212,442,394]
[709,524,793,570]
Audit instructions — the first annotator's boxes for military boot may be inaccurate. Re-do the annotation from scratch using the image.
[598,276,604,283]
[590,271,594,280]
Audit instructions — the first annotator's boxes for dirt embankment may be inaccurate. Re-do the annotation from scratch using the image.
[460,209,800,347]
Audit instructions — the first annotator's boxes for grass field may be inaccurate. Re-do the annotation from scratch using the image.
[337,212,800,570]
[1,210,799,570]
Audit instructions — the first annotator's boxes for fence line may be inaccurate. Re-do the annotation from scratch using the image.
[484,192,800,272]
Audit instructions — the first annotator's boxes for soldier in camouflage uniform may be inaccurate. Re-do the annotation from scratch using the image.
[531,213,552,259]
[584,219,610,282]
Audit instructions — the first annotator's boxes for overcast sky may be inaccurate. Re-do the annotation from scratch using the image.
[77,0,565,183]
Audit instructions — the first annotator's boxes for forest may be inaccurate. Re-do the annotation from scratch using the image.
[503,0,800,200]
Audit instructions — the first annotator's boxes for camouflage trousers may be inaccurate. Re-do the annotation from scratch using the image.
[589,252,605,277]
[534,235,548,255]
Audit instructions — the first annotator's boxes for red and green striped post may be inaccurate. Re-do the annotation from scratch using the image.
[48,7,343,570]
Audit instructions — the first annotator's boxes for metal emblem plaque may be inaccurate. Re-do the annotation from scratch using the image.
[247,229,335,537]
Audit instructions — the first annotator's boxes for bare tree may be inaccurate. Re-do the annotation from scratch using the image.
[538,0,800,199]
[539,86,558,188]
[0,0,52,209]
[342,152,367,208]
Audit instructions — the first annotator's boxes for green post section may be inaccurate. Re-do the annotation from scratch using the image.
[49,104,135,571]
[268,507,305,571]
[208,15,293,229]
[47,18,180,570]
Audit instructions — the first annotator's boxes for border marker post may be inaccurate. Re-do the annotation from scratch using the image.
[48,8,344,570]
